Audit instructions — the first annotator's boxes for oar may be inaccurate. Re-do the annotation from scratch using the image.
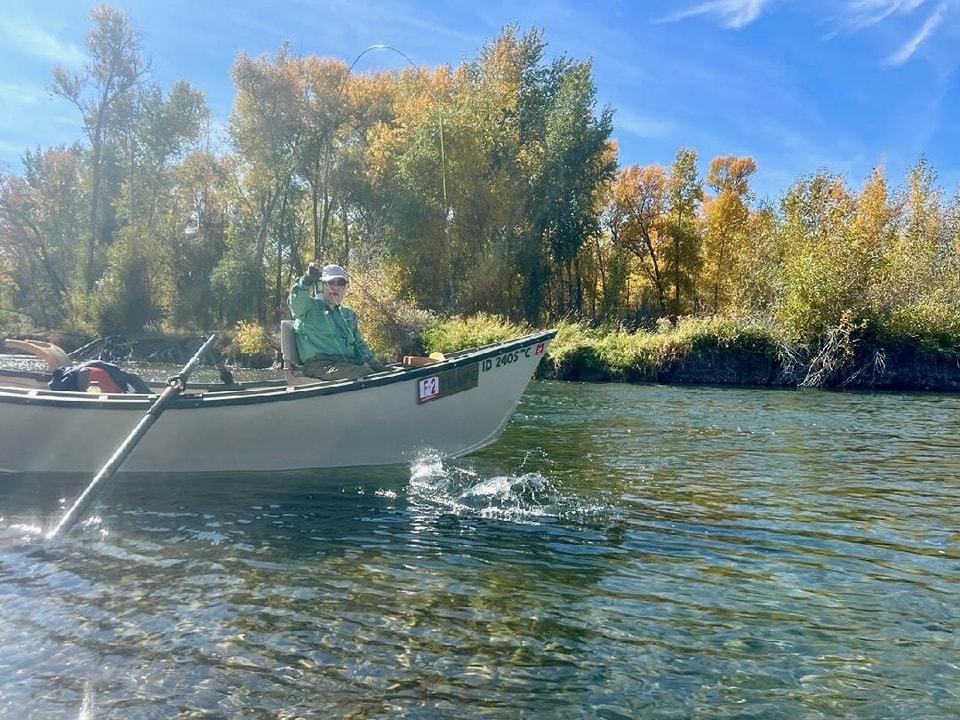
[4,338,72,370]
[45,333,219,540]
[206,343,235,385]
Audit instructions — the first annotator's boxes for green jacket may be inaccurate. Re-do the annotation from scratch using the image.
[288,280,374,364]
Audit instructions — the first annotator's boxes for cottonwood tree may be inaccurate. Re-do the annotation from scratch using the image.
[443,27,613,323]
[0,148,85,327]
[702,155,756,313]
[229,45,307,321]
[665,148,702,317]
[607,163,672,316]
[776,171,857,339]
[168,150,234,328]
[299,55,353,261]
[94,79,211,333]
[51,3,148,293]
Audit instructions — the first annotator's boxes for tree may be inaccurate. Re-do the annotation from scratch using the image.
[607,164,671,315]
[166,151,233,328]
[445,26,613,323]
[702,155,756,313]
[50,3,148,292]
[229,45,307,321]
[738,203,779,314]
[366,65,449,307]
[776,171,857,339]
[0,149,86,328]
[884,158,959,337]
[847,164,900,322]
[299,55,352,261]
[109,80,210,333]
[534,58,615,318]
[665,148,702,316]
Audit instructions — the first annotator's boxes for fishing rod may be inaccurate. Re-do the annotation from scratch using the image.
[320,44,447,261]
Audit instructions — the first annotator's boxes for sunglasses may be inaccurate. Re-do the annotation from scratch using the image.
[325,278,348,287]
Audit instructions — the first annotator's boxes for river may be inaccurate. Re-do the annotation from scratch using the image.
[1,380,958,718]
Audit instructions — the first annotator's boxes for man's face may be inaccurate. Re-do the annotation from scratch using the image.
[322,278,348,305]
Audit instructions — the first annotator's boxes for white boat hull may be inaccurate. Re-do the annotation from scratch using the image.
[1,330,555,475]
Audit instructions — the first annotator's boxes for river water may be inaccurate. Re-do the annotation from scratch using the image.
[1,380,958,718]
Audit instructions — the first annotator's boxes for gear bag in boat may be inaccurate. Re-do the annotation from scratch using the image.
[49,360,151,394]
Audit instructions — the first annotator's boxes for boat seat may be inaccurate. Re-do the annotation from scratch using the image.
[280,320,318,386]
[280,320,406,384]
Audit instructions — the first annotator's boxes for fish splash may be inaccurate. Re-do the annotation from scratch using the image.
[407,454,603,524]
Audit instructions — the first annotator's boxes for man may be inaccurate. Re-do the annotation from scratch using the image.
[288,262,388,380]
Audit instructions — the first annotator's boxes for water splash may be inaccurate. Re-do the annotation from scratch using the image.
[1,519,44,544]
[77,681,95,720]
[407,453,605,524]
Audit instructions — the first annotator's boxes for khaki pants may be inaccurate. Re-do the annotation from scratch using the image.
[302,356,383,381]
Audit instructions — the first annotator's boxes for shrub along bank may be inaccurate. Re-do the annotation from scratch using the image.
[423,315,960,392]
[17,314,960,392]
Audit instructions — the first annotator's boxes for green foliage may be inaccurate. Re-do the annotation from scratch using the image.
[773,164,960,350]
[665,148,703,316]
[346,265,437,361]
[776,172,863,340]
[232,319,271,356]
[4,5,960,378]
[886,292,960,349]
[420,313,532,354]
[95,234,161,334]
[210,244,262,325]
[597,245,631,321]
[423,26,615,323]
[51,4,148,293]
[545,316,781,382]
[544,321,656,381]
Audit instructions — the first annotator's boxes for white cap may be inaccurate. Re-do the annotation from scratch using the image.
[321,264,349,282]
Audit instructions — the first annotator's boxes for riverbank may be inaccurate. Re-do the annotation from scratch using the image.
[540,335,960,391]
[10,318,960,392]
[538,320,960,392]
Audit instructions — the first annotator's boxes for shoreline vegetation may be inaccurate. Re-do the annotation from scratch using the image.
[3,13,958,392]
[16,313,960,393]
[431,315,960,392]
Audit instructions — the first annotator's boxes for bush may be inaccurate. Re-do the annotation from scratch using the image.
[420,313,533,354]
[541,316,784,383]
[231,320,274,368]
[348,266,437,361]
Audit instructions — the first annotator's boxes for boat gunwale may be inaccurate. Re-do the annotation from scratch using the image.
[0,329,557,410]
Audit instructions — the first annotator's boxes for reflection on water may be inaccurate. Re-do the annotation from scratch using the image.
[2,381,959,718]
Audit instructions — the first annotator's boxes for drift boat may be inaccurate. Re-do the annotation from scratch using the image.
[1,327,556,475]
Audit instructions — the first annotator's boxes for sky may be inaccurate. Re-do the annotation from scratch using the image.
[1,0,958,202]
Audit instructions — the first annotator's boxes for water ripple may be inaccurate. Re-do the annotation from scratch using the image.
[2,382,959,717]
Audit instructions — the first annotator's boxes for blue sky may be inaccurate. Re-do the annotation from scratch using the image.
[1,0,958,202]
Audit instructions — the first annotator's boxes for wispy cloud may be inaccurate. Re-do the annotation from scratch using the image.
[882,1,950,64]
[829,0,959,65]
[659,0,774,29]
[0,17,86,66]
[0,80,51,107]
[665,0,958,67]
[842,0,929,29]
[614,109,673,140]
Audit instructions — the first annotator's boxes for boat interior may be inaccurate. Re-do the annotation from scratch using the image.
[2,328,448,395]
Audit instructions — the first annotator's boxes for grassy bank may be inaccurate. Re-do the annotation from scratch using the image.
[14,313,960,392]
[421,314,960,392]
